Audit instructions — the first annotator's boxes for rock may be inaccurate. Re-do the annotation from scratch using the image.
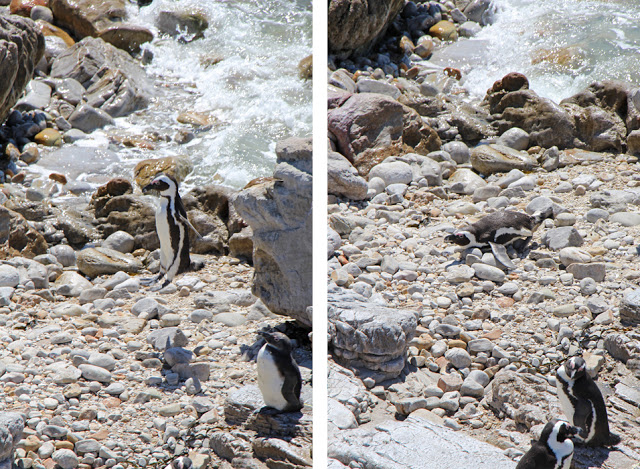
[327,150,368,200]
[49,245,76,266]
[620,289,640,325]
[147,328,188,351]
[488,370,555,429]
[0,413,24,468]
[50,37,151,118]
[298,54,312,80]
[470,144,538,175]
[497,127,529,150]
[102,230,135,253]
[232,138,312,327]
[459,21,482,38]
[464,0,495,26]
[610,212,640,227]
[78,364,111,383]
[68,103,115,132]
[328,287,417,383]
[14,79,50,111]
[328,415,516,468]
[54,271,92,297]
[156,10,208,41]
[542,227,583,250]
[442,141,470,164]
[328,0,405,57]
[357,78,400,98]
[460,377,485,398]
[448,168,486,195]
[76,247,143,278]
[472,263,505,283]
[445,348,471,369]
[445,264,475,283]
[52,448,78,469]
[328,398,358,430]
[34,128,62,146]
[368,161,413,186]
[558,247,592,267]
[566,263,606,282]
[0,15,45,123]
[0,265,19,288]
[133,156,193,189]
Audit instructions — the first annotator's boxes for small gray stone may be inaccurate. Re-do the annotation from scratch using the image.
[78,364,112,383]
[52,448,78,469]
[445,348,472,369]
[103,231,135,253]
[147,328,188,351]
[586,208,609,223]
[497,128,529,151]
[0,265,20,288]
[566,264,605,282]
[542,227,583,251]
[472,264,505,283]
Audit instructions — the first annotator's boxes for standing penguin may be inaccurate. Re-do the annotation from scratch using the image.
[256,330,302,412]
[142,174,193,289]
[516,419,578,469]
[556,356,618,446]
[445,208,553,269]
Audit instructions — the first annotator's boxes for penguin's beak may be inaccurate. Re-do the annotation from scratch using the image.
[142,182,155,193]
[444,234,456,243]
[257,330,271,341]
[566,425,579,436]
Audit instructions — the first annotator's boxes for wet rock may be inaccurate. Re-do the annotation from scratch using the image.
[68,103,115,132]
[232,137,312,327]
[328,287,417,383]
[15,79,50,111]
[156,10,208,42]
[76,247,143,278]
[0,15,45,123]
[429,20,457,42]
[50,37,151,118]
[328,0,405,58]
[133,155,193,189]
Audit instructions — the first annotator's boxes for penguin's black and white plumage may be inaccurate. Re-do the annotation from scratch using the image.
[256,330,302,412]
[142,174,192,288]
[165,457,192,469]
[445,208,553,268]
[556,356,618,446]
[516,419,578,469]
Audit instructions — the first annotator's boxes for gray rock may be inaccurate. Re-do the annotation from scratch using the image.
[54,77,85,105]
[0,287,14,306]
[131,297,169,320]
[460,377,485,398]
[155,10,208,41]
[496,127,529,150]
[585,208,609,223]
[78,287,107,305]
[445,348,471,369]
[590,190,639,213]
[328,416,516,469]
[328,287,417,383]
[328,150,368,200]
[78,364,111,383]
[357,78,400,99]
[542,227,583,250]
[610,212,640,227]
[328,398,358,430]
[448,168,486,195]
[74,439,100,455]
[189,309,213,323]
[459,20,482,38]
[0,265,19,288]
[52,448,78,469]
[558,247,592,267]
[147,328,188,351]
[49,245,76,267]
[464,0,495,25]
[470,144,538,176]
[15,80,51,111]
[212,312,247,327]
[77,247,143,278]
[604,334,632,363]
[472,263,505,283]
[368,161,413,186]
[231,138,312,326]
[468,339,494,353]
[566,263,606,282]
[442,141,470,164]
[54,271,92,298]
[88,352,115,371]
[102,230,135,253]
[103,382,125,396]
[0,412,24,465]
[621,289,640,325]
[445,264,475,283]
[420,158,442,186]
[68,103,115,133]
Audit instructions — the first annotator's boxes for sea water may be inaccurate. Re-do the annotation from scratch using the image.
[462,0,640,103]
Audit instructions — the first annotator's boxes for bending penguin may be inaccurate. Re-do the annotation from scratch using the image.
[256,330,302,412]
[445,207,553,269]
[516,419,578,469]
[142,174,198,289]
[556,356,619,446]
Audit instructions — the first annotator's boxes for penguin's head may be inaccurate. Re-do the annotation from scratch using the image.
[258,330,293,353]
[542,419,578,445]
[564,356,587,380]
[143,174,178,197]
[445,230,475,246]
[171,457,192,469]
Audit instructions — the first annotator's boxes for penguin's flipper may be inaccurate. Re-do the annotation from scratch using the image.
[179,213,202,239]
[281,362,303,412]
[490,242,516,270]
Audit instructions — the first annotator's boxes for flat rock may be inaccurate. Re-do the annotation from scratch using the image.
[566,263,606,282]
[470,144,538,175]
[77,247,143,278]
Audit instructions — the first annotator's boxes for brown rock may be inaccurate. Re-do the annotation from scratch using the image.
[470,144,538,175]
[0,206,47,258]
[98,24,153,53]
[491,72,529,93]
[495,297,515,308]
[34,128,62,146]
[429,20,458,41]
[298,54,312,80]
[37,20,75,47]
[176,112,213,128]
[10,0,47,17]
[133,155,193,189]
[438,372,463,392]
[49,0,125,38]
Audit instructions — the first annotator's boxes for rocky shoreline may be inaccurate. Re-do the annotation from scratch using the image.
[0,1,313,468]
[328,1,640,468]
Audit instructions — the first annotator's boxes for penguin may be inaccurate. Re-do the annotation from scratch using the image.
[445,207,553,269]
[556,356,618,446]
[141,174,197,289]
[256,330,302,412]
[165,457,192,469]
[516,419,578,469]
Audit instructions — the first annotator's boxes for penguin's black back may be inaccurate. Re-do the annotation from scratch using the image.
[516,440,558,469]
[573,373,611,445]
[469,210,533,245]
[266,343,302,412]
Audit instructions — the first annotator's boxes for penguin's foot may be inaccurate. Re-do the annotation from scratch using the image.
[140,274,161,286]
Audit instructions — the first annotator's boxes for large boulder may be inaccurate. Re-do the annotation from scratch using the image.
[50,37,151,118]
[232,137,312,327]
[0,413,24,469]
[0,15,45,124]
[0,205,47,258]
[328,93,440,176]
[483,73,577,149]
[328,0,405,58]
[49,0,153,52]
[328,287,418,383]
[328,415,517,469]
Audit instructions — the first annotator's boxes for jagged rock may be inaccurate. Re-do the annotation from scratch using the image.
[328,287,418,383]
[224,385,312,439]
[0,413,24,468]
[50,37,151,118]
[328,0,405,58]
[0,206,47,258]
[487,370,556,429]
[620,289,640,325]
[232,137,312,327]
[328,415,516,468]
[0,15,45,123]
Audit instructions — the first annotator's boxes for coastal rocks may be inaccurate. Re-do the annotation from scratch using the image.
[0,205,47,258]
[76,247,143,278]
[328,150,368,200]
[0,413,24,468]
[484,73,577,149]
[429,20,457,42]
[328,287,418,383]
[470,144,538,175]
[50,37,151,118]
[67,103,114,133]
[328,416,516,469]
[0,15,45,123]
[328,0,405,58]
[620,289,640,325]
[50,0,153,52]
[156,10,209,42]
[134,156,194,189]
[232,137,312,327]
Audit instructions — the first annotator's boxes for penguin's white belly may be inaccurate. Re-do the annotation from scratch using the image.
[156,205,172,268]
[560,455,573,469]
[557,386,575,424]
[257,347,288,411]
